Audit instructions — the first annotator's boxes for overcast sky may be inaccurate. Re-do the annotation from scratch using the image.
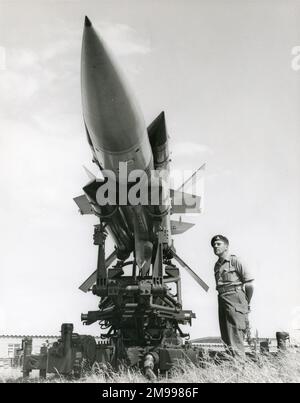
[0,0,300,340]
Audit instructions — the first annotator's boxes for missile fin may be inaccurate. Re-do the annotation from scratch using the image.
[177,163,206,192]
[172,251,209,292]
[83,165,96,180]
[170,220,195,235]
[79,250,117,292]
[170,189,202,214]
[73,194,94,215]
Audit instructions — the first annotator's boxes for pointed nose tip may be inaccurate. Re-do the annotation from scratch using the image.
[84,16,92,27]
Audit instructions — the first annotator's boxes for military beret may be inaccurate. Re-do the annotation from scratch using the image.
[211,235,229,247]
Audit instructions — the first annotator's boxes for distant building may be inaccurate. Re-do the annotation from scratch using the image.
[0,334,103,368]
[0,335,60,368]
[0,335,59,359]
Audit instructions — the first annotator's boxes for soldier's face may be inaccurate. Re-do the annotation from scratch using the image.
[213,241,228,256]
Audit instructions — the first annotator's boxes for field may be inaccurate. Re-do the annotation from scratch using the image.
[1,350,300,383]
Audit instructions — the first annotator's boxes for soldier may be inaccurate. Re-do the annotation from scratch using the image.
[211,235,254,357]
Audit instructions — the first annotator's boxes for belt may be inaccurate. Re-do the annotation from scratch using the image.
[217,284,243,295]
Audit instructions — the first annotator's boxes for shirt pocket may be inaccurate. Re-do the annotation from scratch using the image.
[222,268,239,283]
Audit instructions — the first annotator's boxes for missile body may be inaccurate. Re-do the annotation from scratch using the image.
[77,17,209,292]
[81,17,153,178]
[81,17,171,270]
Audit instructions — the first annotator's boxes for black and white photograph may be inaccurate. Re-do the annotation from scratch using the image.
[0,0,299,385]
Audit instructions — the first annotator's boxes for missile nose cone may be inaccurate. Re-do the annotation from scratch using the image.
[81,20,153,176]
[81,22,147,154]
[84,16,92,27]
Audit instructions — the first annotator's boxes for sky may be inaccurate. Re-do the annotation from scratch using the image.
[0,0,300,341]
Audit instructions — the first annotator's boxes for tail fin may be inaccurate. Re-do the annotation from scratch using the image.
[83,165,96,180]
[73,194,93,215]
[170,219,194,235]
[172,251,209,292]
[171,164,205,214]
[170,189,202,214]
[177,163,205,192]
[79,250,117,292]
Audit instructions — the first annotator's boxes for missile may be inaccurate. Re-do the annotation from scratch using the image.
[77,17,209,290]
[81,16,160,271]
[81,16,153,178]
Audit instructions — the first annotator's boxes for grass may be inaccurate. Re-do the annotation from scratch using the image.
[1,350,300,383]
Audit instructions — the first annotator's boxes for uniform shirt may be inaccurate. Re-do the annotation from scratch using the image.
[214,254,254,290]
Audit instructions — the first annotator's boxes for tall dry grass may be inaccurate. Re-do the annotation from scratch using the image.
[1,350,299,383]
